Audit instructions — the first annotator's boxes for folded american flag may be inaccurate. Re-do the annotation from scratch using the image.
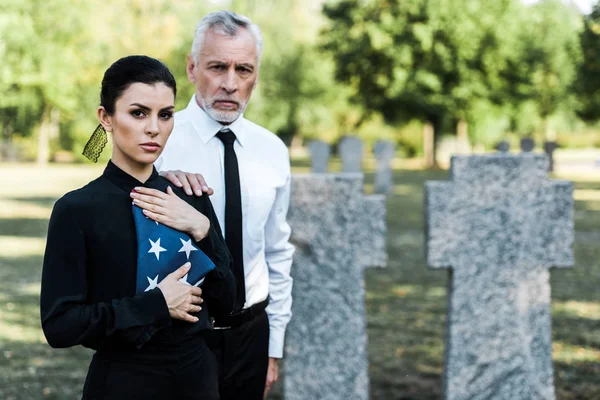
[132,204,215,293]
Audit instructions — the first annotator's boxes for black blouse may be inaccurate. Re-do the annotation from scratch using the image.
[40,161,235,351]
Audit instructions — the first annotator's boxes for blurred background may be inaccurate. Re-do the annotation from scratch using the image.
[1,0,599,399]
[2,0,600,165]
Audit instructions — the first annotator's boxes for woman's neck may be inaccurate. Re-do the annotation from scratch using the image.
[110,154,153,183]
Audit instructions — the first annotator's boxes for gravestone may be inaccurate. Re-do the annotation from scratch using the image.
[373,140,395,194]
[425,154,573,400]
[284,174,387,400]
[339,136,364,173]
[543,141,558,172]
[520,138,535,152]
[358,194,388,269]
[495,141,510,153]
[308,140,331,173]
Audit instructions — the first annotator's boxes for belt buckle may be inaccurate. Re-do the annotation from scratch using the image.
[211,317,231,330]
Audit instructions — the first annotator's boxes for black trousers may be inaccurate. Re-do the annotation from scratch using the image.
[205,311,270,400]
[82,335,219,399]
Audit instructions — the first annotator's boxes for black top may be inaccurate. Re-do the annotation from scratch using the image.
[40,161,235,351]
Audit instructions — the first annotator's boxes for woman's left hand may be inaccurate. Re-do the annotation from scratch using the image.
[131,186,210,242]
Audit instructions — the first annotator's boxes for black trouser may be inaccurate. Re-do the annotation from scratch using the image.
[82,334,218,399]
[206,310,270,400]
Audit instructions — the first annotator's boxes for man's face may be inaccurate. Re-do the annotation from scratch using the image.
[187,28,258,124]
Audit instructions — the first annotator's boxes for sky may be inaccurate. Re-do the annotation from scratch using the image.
[522,0,595,14]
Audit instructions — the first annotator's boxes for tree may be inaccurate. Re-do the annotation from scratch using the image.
[575,1,600,123]
[0,0,101,163]
[321,0,520,166]
[523,0,582,140]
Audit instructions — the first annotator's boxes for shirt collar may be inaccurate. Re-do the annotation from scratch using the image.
[186,95,246,147]
[103,160,161,193]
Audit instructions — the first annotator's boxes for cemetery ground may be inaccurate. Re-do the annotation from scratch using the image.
[0,159,598,400]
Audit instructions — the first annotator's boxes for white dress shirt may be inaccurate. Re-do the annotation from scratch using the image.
[156,96,295,358]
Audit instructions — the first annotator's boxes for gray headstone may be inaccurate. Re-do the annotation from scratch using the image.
[308,140,331,173]
[425,154,573,400]
[543,141,558,172]
[357,194,387,268]
[373,140,395,194]
[520,138,535,152]
[339,136,364,173]
[284,174,387,400]
[495,141,510,153]
[0,140,20,162]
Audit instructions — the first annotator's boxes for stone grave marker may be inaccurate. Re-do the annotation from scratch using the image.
[544,141,558,172]
[339,136,364,173]
[425,154,573,400]
[284,174,387,400]
[495,141,510,153]
[308,140,331,173]
[520,138,535,152]
[373,140,395,194]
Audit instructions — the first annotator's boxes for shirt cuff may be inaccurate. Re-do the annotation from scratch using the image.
[268,326,286,358]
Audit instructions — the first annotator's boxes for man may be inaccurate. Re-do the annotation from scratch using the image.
[152,10,294,400]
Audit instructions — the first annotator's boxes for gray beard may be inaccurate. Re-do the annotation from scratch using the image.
[197,95,246,124]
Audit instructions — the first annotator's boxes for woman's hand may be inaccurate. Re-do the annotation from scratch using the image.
[131,186,210,241]
[157,263,204,323]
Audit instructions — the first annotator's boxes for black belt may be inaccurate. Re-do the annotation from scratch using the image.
[213,298,269,329]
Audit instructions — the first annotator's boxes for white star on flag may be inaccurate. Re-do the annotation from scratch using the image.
[145,274,159,291]
[133,203,216,294]
[148,238,167,260]
[178,238,198,259]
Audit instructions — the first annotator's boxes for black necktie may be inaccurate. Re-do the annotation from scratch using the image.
[216,129,246,311]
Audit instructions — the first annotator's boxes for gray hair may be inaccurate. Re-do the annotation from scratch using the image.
[191,11,263,66]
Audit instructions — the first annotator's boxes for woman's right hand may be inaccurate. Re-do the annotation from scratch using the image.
[157,262,204,323]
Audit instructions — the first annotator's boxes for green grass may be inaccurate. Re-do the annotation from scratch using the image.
[0,162,598,399]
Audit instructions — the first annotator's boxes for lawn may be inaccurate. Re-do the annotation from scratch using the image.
[0,161,598,399]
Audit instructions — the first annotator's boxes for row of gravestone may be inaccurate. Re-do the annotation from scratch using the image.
[310,137,560,199]
[282,153,573,400]
[496,139,559,171]
[308,138,396,194]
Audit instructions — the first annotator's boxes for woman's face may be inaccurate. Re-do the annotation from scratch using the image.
[99,82,175,168]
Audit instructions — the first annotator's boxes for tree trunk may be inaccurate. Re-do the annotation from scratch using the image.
[543,117,555,141]
[423,122,435,168]
[456,119,471,154]
[37,107,60,166]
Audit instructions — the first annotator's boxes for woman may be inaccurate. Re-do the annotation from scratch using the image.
[40,55,235,399]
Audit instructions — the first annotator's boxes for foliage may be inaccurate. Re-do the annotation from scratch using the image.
[0,0,598,161]
[322,1,516,131]
[575,1,600,123]
[523,0,582,138]
[321,0,585,149]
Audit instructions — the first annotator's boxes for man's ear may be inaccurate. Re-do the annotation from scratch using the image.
[187,55,197,84]
[97,106,112,133]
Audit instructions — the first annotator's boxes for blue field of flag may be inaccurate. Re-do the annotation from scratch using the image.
[132,204,215,293]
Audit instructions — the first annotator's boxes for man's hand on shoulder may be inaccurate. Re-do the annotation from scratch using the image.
[159,170,214,197]
[264,357,279,398]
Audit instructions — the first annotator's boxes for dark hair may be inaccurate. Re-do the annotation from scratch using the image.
[100,55,177,115]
